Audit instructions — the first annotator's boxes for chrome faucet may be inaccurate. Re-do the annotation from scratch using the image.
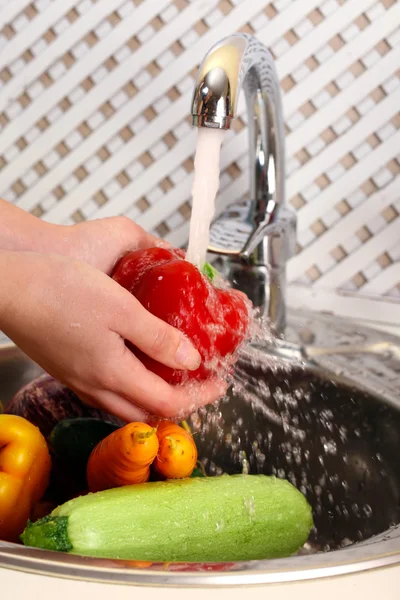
[191,34,296,337]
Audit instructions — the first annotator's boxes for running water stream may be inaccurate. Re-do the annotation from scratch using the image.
[186,128,225,269]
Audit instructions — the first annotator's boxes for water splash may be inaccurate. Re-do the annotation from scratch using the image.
[189,329,397,554]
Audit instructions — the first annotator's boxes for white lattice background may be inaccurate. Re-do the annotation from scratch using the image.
[0,0,399,306]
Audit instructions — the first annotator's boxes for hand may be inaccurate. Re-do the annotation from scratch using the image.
[0,252,227,422]
[57,216,170,274]
[0,199,169,275]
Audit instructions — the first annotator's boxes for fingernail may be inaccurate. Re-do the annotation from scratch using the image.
[175,337,201,370]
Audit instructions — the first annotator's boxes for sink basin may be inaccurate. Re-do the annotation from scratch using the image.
[1,309,400,587]
[190,359,400,552]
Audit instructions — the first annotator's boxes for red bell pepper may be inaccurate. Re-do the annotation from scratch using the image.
[111,247,251,384]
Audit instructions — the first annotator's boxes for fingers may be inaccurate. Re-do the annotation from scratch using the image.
[114,289,201,371]
[78,389,149,423]
[109,346,227,418]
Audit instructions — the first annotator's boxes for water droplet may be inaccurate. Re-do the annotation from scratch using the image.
[243,496,256,521]
[363,504,373,518]
[323,440,337,455]
[215,520,224,532]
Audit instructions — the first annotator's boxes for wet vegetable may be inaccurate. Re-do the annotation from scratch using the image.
[48,418,121,494]
[111,247,251,384]
[152,421,198,479]
[86,422,159,492]
[21,475,314,561]
[0,414,51,542]
[6,374,122,438]
[49,418,120,474]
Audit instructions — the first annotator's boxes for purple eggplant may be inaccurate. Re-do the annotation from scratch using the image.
[6,374,123,438]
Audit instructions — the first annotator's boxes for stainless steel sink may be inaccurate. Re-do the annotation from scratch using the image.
[1,309,400,587]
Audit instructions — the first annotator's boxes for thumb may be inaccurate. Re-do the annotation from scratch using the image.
[113,289,201,372]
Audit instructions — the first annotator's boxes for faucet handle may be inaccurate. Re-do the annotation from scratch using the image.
[208,203,296,268]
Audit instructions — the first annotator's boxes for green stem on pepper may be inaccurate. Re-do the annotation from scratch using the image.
[202,262,219,282]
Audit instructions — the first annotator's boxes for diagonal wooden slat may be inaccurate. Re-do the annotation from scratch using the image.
[0,0,126,112]
[316,218,400,288]
[0,0,172,154]
[287,87,400,198]
[275,0,377,79]
[284,2,400,117]
[295,131,400,232]
[33,2,378,225]
[36,0,283,223]
[1,0,219,197]
[7,0,310,208]
[18,0,396,224]
[0,0,79,71]
[0,0,31,30]
[11,0,222,215]
[288,178,400,281]
[287,45,400,158]
[361,264,400,295]
[43,94,190,224]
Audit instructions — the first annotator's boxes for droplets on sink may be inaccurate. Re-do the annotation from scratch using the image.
[189,340,400,554]
[322,440,337,456]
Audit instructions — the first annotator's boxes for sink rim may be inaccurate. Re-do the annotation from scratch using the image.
[1,309,400,585]
[0,537,400,586]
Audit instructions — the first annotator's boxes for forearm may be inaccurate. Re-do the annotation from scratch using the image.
[0,199,66,254]
[0,249,57,338]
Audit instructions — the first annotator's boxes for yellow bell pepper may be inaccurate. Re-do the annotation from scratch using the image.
[0,414,51,542]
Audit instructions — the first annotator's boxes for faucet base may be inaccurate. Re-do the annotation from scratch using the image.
[212,257,286,337]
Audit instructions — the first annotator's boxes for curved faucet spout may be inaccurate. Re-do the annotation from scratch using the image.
[190,34,296,336]
[191,34,288,253]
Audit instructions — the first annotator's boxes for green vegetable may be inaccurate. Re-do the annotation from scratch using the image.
[190,467,206,478]
[49,418,120,473]
[202,262,219,282]
[21,475,313,562]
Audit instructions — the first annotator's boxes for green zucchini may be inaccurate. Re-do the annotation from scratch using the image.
[21,475,313,561]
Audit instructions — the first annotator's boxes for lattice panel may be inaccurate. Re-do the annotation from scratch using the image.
[0,0,399,301]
